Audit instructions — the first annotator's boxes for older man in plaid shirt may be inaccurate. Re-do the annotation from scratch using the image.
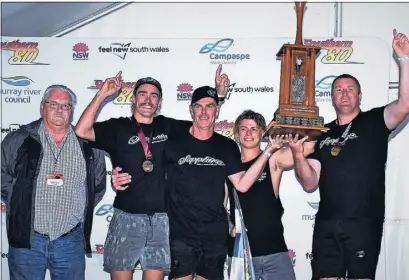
[1,84,106,280]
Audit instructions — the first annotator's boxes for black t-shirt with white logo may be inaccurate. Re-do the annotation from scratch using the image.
[92,115,191,214]
[164,127,243,242]
[308,106,391,221]
[226,154,288,257]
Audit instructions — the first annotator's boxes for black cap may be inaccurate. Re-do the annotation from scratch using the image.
[133,77,162,97]
[190,86,219,105]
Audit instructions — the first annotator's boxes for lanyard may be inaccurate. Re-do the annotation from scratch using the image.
[44,130,69,171]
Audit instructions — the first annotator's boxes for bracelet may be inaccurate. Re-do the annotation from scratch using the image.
[397,56,409,62]
[262,150,272,158]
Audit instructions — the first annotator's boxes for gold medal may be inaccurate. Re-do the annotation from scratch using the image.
[331,146,341,157]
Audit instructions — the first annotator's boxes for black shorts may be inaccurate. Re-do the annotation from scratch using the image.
[168,238,226,280]
[311,218,383,279]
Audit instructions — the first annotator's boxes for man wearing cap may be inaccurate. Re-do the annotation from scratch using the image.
[161,86,280,280]
[75,67,230,280]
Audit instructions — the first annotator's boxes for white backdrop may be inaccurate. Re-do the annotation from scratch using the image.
[1,36,390,279]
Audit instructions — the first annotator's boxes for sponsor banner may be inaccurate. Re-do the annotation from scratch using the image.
[1,36,390,280]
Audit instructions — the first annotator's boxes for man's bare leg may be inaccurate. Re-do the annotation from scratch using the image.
[110,271,132,280]
[142,269,165,280]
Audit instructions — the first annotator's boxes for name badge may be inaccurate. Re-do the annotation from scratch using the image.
[46,173,64,187]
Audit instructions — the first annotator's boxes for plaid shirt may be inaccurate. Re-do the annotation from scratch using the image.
[34,122,87,241]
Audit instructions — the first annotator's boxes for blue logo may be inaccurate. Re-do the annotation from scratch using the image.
[308,201,319,211]
[199,38,234,54]
[315,75,337,101]
[1,76,33,87]
[199,38,250,64]
[95,204,113,216]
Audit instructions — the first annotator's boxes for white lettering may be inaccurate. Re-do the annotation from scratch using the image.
[257,172,267,182]
[178,155,226,166]
[128,134,168,145]
[319,133,358,149]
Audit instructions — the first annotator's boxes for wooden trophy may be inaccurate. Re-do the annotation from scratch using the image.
[265,2,329,141]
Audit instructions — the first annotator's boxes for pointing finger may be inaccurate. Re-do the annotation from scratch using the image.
[216,64,222,78]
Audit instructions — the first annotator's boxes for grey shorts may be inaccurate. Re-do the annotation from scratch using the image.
[103,208,171,273]
[228,252,296,280]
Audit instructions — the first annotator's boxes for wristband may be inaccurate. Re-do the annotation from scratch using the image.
[218,95,226,103]
[262,150,272,158]
[397,56,409,62]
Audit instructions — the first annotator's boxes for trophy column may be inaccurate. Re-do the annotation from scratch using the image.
[265,1,329,140]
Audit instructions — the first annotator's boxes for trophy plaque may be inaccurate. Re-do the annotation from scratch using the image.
[265,2,329,141]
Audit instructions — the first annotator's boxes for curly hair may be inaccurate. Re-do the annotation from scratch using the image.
[233,110,267,142]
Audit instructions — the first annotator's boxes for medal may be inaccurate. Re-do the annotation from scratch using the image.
[331,146,341,157]
[142,159,154,172]
[134,118,155,173]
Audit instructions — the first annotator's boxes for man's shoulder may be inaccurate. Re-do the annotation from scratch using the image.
[1,119,41,152]
[213,132,238,147]
[95,116,132,127]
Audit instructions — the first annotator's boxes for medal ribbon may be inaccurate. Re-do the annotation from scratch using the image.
[337,122,352,146]
[135,120,154,160]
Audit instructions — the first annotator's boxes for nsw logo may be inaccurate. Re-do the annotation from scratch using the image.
[199,38,250,64]
[72,43,89,60]
[177,83,194,101]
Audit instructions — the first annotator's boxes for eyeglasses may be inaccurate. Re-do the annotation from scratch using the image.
[44,101,72,111]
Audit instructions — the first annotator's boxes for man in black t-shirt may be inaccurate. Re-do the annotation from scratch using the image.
[288,30,409,280]
[162,87,280,280]
[75,66,230,280]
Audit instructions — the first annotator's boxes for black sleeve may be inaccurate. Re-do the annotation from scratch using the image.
[306,140,321,162]
[92,118,118,152]
[225,141,244,176]
[165,116,192,133]
[366,105,392,136]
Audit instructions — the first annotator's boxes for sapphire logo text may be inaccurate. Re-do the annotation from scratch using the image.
[72,43,89,60]
[1,40,49,65]
[199,38,250,64]
[304,38,363,64]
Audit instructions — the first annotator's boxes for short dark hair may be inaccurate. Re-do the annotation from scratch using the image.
[331,73,361,94]
[233,110,267,139]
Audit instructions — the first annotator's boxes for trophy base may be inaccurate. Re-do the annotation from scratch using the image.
[264,122,329,141]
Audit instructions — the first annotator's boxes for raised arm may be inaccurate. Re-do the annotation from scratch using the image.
[75,71,122,141]
[288,134,321,190]
[273,137,314,170]
[215,64,230,107]
[228,135,284,193]
[384,29,409,130]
